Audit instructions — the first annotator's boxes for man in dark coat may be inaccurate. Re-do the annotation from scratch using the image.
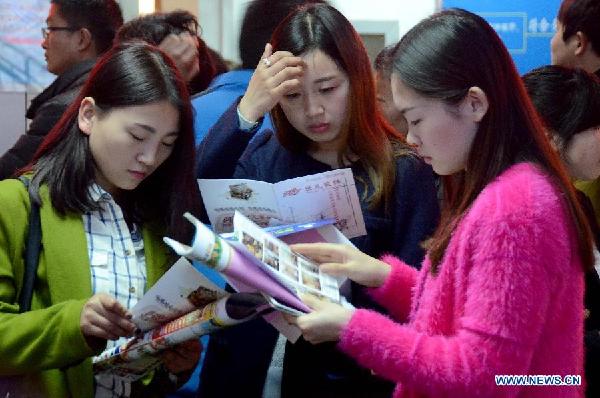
[0,0,123,179]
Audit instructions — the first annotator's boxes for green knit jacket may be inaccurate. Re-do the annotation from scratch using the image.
[0,179,174,397]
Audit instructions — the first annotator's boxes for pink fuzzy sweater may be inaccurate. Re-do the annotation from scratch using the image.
[339,163,585,397]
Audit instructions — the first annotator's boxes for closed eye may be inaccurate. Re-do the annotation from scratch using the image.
[284,92,300,99]
[129,131,144,141]
[319,86,336,94]
[410,119,421,126]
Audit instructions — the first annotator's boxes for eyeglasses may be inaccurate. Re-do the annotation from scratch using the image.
[41,26,79,40]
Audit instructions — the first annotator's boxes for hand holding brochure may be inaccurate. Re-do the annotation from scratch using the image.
[164,212,343,309]
[164,213,312,313]
[93,257,274,381]
[198,168,366,239]
[231,211,342,304]
[93,292,269,381]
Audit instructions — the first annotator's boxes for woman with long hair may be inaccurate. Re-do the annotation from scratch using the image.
[197,3,439,397]
[288,9,592,397]
[0,42,202,397]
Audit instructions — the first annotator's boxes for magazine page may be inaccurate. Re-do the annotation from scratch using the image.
[271,168,366,239]
[198,178,282,233]
[232,211,341,303]
[94,293,268,381]
[279,223,353,299]
[198,169,367,239]
[263,218,336,238]
[130,257,226,332]
[164,213,310,313]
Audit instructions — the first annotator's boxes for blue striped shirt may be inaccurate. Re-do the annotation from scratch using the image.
[85,184,147,398]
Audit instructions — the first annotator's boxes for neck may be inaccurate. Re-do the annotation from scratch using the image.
[579,52,600,74]
[308,148,340,168]
[307,146,358,169]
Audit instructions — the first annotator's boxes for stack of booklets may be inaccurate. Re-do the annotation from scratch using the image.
[93,169,366,381]
[92,258,272,381]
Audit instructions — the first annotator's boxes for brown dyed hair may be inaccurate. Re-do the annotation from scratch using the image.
[270,3,409,212]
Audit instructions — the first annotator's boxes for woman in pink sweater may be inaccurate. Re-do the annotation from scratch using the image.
[288,9,594,397]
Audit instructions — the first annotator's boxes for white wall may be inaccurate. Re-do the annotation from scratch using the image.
[198,0,439,64]
[199,0,249,64]
[0,92,27,155]
[330,0,438,42]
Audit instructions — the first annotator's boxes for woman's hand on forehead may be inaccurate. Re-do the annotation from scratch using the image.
[239,43,304,123]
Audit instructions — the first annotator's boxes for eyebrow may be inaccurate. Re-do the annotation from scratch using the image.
[399,106,416,115]
[133,123,178,136]
[314,76,337,84]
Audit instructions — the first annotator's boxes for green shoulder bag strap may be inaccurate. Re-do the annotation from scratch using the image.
[17,176,41,313]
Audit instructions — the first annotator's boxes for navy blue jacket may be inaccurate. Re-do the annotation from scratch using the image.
[197,101,440,397]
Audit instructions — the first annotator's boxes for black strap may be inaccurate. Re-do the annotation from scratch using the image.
[17,176,41,313]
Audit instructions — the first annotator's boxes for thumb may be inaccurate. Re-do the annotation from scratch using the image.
[299,293,326,310]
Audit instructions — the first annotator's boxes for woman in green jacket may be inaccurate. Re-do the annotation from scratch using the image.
[0,42,202,397]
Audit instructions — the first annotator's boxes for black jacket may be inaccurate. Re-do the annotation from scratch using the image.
[0,60,94,179]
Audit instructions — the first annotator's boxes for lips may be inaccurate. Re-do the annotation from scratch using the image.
[416,151,432,164]
[308,123,330,134]
[129,170,147,180]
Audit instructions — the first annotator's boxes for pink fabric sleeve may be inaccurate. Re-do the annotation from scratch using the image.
[339,253,559,397]
[366,254,418,322]
[339,167,584,396]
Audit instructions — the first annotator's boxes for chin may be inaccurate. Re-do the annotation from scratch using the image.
[121,181,142,191]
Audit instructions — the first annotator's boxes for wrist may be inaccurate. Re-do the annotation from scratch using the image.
[373,261,391,287]
[238,98,261,124]
[343,308,355,328]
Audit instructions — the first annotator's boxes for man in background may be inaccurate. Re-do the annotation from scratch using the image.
[116,10,228,96]
[551,0,600,76]
[0,0,123,180]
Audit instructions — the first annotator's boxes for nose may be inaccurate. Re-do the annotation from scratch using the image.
[41,36,48,50]
[304,94,324,118]
[136,142,160,167]
[406,130,420,148]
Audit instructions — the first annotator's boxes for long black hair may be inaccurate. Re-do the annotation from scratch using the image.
[523,65,600,149]
[27,42,200,241]
[392,9,594,272]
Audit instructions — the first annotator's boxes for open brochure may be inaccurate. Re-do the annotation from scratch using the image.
[93,292,269,382]
[93,258,274,381]
[231,211,341,303]
[130,257,226,332]
[198,168,366,239]
[164,212,353,341]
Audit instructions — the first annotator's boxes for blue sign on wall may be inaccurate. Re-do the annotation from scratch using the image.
[443,0,561,74]
[0,0,53,92]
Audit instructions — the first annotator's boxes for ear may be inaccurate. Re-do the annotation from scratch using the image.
[76,27,93,53]
[574,31,592,58]
[78,97,96,135]
[461,87,489,123]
